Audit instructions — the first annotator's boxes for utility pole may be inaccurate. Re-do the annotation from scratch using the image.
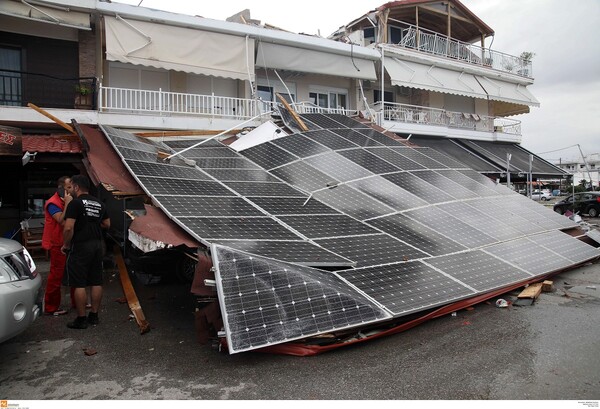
[506,153,512,190]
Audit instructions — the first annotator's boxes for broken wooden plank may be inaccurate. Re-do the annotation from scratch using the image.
[542,280,554,292]
[517,282,543,299]
[114,244,151,334]
[27,103,76,134]
[276,93,309,132]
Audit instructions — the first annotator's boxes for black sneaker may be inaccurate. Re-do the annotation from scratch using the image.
[67,316,88,329]
[87,312,99,326]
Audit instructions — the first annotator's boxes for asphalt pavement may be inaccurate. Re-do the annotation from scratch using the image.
[1,229,600,400]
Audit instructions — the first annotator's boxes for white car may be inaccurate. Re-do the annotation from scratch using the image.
[530,191,553,201]
[0,238,42,343]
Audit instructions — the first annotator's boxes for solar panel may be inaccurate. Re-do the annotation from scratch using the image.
[203,169,280,182]
[313,185,395,221]
[405,207,497,249]
[212,244,390,353]
[391,147,448,169]
[247,197,340,216]
[338,149,400,174]
[320,113,369,128]
[482,238,574,275]
[222,181,305,197]
[348,176,429,211]
[190,158,260,169]
[271,133,331,158]
[315,234,429,267]
[155,195,264,217]
[383,172,455,203]
[424,250,532,292]
[339,261,474,315]
[126,160,211,181]
[526,230,600,264]
[137,176,235,196]
[271,161,341,193]
[241,142,299,170]
[298,113,349,129]
[99,119,597,355]
[303,129,358,150]
[305,152,373,182]
[365,147,425,170]
[354,128,404,146]
[411,170,480,199]
[330,128,384,147]
[212,240,353,266]
[278,215,380,239]
[163,139,224,149]
[367,213,467,256]
[179,217,301,241]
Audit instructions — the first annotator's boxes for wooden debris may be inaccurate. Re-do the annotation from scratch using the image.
[542,280,554,292]
[276,93,309,132]
[82,347,97,356]
[114,245,151,334]
[27,103,76,134]
[517,282,543,299]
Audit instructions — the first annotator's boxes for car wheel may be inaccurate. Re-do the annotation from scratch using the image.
[554,207,564,215]
[541,197,547,201]
[587,207,599,218]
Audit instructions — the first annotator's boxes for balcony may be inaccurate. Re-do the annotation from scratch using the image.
[375,101,521,138]
[0,70,97,110]
[386,22,533,78]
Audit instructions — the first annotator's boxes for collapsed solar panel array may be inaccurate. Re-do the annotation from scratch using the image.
[99,111,599,354]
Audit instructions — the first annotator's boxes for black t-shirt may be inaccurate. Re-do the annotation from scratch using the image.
[64,193,108,244]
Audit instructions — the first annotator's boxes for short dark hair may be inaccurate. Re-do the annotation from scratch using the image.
[57,176,70,187]
[71,174,90,192]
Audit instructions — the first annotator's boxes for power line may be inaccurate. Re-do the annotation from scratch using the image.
[537,144,579,155]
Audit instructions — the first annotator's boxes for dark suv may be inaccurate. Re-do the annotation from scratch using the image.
[553,192,600,217]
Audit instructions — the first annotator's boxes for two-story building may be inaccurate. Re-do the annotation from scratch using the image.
[0,0,568,235]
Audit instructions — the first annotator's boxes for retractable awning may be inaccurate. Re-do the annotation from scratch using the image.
[256,42,377,81]
[104,16,255,81]
[0,0,90,30]
[477,76,540,107]
[384,58,488,99]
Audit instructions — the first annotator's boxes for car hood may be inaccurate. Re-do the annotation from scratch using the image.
[0,238,24,255]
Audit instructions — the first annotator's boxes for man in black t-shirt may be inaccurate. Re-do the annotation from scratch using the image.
[62,175,110,329]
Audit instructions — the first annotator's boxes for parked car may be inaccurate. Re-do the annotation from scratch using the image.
[530,190,553,201]
[553,192,600,217]
[0,238,42,343]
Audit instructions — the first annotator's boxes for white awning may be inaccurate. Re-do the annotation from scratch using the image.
[256,42,377,81]
[104,16,255,82]
[384,58,488,99]
[0,0,90,30]
[476,76,540,107]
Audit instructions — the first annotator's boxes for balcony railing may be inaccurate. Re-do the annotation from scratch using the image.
[0,69,96,109]
[99,86,264,119]
[375,101,521,136]
[387,22,533,78]
[292,101,358,116]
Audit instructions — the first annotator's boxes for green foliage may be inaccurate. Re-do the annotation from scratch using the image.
[520,51,536,62]
[75,84,91,95]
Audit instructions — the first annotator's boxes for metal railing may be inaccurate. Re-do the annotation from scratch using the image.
[388,22,533,78]
[99,87,363,120]
[292,101,359,116]
[375,101,521,135]
[0,69,96,109]
[99,86,264,119]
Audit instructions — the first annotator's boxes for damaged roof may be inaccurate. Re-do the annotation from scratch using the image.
[93,110,599,354]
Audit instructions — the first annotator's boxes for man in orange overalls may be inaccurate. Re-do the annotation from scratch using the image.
[41,176,73,315]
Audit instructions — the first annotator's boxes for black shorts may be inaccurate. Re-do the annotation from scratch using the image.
[63,241,104,288]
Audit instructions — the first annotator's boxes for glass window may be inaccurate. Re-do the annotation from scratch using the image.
[0,46,22,106]
[373,90,394,103]
[364,27,376,45]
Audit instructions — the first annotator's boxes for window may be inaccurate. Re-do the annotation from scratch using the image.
[309,90,348,111]
[0,46,22,106]
[364,27,376,45]
[389,26,403,44]
[373,90,394,103]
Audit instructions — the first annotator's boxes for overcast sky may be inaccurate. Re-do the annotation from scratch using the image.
[117,0,600,162]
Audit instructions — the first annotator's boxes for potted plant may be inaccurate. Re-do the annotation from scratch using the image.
[74,84,93,109]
